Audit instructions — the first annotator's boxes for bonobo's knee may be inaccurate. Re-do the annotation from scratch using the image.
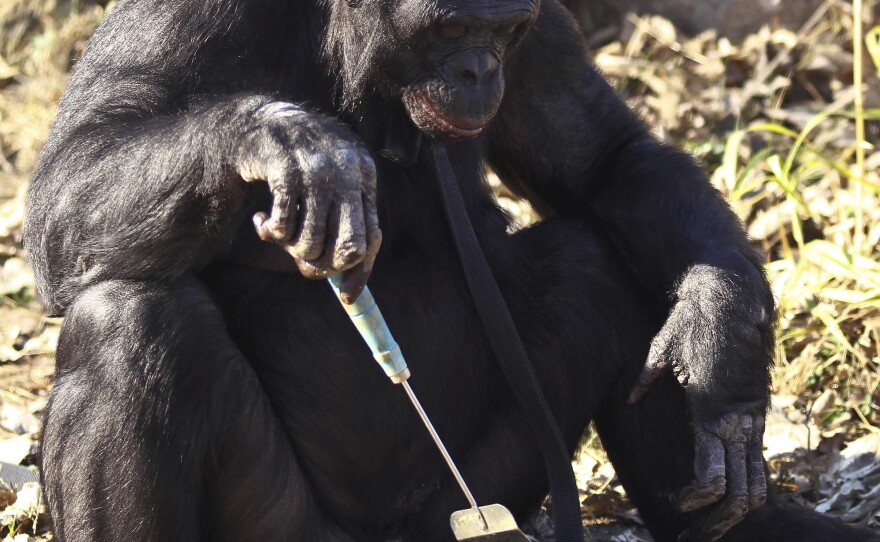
[44,278,233,542]
[57,278,227,372]
[52,277,246,430]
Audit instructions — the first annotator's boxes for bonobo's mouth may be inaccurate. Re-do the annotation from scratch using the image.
[415,92,493,139]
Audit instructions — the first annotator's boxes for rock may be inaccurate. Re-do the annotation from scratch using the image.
[0,404,40,437]
[0,437,32,466]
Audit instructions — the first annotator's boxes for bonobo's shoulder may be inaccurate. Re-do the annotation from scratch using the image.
[508,0,593,73]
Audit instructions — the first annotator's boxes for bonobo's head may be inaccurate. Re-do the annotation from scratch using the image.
[324,0,540,140]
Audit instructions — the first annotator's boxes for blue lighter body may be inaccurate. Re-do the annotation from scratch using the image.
[327,275,411,384]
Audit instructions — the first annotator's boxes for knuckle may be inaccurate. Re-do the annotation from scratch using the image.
[359,151,377,174]
[709,482,727,500]
[334,147,361,169]
[366,224,382,243]
[647,346,670,365]
[256,227,273,242]
[295,259,326,279]
[749,490,767,510]
[304,154,335,178]
[335,241,367,266]
[299,269,321,279]
[272,206,292,224]
[678,486,725,512]
[724,496,750,520]
[293,240,324,260]
[261,219,289,241]
[301,249,325,262]
[717,412,749,441]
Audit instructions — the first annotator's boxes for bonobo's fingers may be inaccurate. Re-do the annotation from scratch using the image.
[330,189,368,271]
[289,192,332,261]
[340,153,382,304]
[747,416,767,510]
[324,151,382,304]
[335,150,381,303]
[293,202,341,280]
[677,432,727,513]
[340,221,382,304]
[679,413,763,542]
[681,440,750,542]
[627,333,674,404]
[253,189,298,243]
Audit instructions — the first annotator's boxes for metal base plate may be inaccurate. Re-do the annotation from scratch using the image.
[450,504,531,541]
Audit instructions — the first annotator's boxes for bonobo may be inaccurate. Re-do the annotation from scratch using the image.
[23,1,875,541]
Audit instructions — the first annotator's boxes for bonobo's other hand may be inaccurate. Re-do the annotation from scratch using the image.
[627,263,774,542]
[235,102,381,303]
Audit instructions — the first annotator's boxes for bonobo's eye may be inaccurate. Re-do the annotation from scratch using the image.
[438,24,466,40]
[494,23,519,44]
[498,24,517,36]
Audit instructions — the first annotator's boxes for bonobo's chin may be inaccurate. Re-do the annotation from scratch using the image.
[402,89,498,141]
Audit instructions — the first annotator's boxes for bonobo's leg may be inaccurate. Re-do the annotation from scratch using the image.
[402,218,664,541]
[41,279,353,542]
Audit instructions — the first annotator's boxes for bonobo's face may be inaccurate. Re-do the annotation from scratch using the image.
[324,0,540,140]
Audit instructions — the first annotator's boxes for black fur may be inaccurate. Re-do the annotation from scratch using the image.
[24,1,876,541]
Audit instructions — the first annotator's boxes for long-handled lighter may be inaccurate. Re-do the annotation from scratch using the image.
[328,275,529,541]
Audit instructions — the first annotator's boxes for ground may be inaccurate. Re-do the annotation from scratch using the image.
[0,1,878,541]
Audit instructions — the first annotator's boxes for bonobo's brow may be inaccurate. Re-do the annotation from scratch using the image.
[436,0,538,27]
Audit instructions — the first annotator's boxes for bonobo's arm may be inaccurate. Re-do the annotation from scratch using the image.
[488,3,774,540]
[25,0,378,316]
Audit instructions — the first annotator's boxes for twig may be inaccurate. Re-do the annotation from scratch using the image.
[852,0,867,252]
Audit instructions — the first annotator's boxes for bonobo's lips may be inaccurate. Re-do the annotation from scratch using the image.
[416,93,492,139]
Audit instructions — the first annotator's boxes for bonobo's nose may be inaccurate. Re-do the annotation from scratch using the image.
[449,50,500,86]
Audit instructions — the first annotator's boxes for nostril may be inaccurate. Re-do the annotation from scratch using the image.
[450,51,500,86]
[456,66,479,84]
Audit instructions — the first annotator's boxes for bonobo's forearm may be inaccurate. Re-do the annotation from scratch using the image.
[587,137,768,305]
[589,137,775,406]
[25,95,274,315]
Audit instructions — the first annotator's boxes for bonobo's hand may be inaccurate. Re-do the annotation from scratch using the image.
[235,102,381,303]
[627,263,774,542]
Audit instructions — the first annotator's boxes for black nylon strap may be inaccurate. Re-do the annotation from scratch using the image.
[431,142,586,542]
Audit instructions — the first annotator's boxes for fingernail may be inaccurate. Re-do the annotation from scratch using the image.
[342,285,364,304]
